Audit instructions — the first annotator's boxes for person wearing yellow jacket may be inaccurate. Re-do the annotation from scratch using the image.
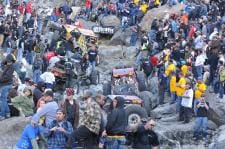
[194,79,207,115]
[170,71,177,104]
[181,64,188,77]
[176,72,186,114]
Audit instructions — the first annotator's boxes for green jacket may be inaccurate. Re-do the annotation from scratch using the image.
[11,96,34,117]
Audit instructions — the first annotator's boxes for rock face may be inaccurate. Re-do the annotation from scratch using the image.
[151,103,218,148]
[99,15,121,27]
[140,4,184,32]
[0,117,29,148]
[109,28,134,46]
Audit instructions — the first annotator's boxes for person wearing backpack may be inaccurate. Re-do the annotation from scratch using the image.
[46,109,74,149]
[218,63,225,100]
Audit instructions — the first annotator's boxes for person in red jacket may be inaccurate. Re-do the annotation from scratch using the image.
[188,24,196,40]
[25,2,32,22]
[18,2,25,15]
[85,0,92,17]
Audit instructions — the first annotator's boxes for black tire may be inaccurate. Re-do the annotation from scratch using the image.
[136,71,147,91]
[139,91,153,116]
[103,82,111,95]
[125,105,148,128]
[90,70,99,85]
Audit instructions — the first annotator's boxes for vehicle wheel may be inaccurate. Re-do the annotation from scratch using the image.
[136,71,147,91]
[90,70,99,85]
[139,91,153,116]
[103,82,111,96]
[125,105,148,128]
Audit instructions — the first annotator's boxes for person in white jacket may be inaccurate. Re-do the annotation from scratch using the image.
[179,81,193,123]
[40,68,55,89]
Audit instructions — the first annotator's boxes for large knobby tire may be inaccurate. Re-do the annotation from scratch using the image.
[139,91,153,116]
[90,70,99,85]
[125,105,148,128]
[103,82,111,96]
[136,71,147,91]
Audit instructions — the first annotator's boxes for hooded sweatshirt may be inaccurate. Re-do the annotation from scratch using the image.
[106,96,127,135]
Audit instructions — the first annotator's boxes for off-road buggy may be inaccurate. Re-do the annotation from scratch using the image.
[103,67,156,125]
[51,56,99,91]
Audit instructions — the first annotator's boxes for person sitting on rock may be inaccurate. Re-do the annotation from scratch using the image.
[14,123,40,149]
[11,87,34,117]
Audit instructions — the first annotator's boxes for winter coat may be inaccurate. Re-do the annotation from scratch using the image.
[106,96,127,135]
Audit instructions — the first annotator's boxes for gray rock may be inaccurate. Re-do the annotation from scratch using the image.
[151,103,176,119]
[109,29,133,46]
[99,15,121,28]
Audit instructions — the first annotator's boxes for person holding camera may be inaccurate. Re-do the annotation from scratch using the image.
[46,109,73,148]
[193,98,209,141]
[132,119,159,149]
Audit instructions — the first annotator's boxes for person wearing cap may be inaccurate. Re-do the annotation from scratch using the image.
[105,96,127,148]
[59,88,79,128]
[194,50,205,80]
[46,109,73,149]
[75,90,101,148]
[179,81,193,123]
[0,54,15,120]
[132,119,159,149]
[31,90,58,127]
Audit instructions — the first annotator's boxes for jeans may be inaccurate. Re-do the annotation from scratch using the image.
[26,13,31,22]
[45,83,54,89]
[37,20,43,33]
[6,47,12,55]
[194,117,208,139]
[0,84,11,117]
[194,99,201,116]
[17,48,24,62]
[176,96,182,113]
[26,51,33,65]
[105,137,126,149]
[89,61,96,72]
[33,69,42,84]
[196,65,203,80]
[219,82,224,99]
[213,76,220,94]
[179,106,191,122]
[130,32,138,46]
[170,92,176,103]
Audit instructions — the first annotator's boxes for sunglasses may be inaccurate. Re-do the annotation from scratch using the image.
[150,124,155,127]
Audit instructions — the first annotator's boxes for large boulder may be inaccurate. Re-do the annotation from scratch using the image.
[0,117,29,148]
[99,15,121,27]
[108,28,133,46]
[140,4,184,32]
[209,125,225,149]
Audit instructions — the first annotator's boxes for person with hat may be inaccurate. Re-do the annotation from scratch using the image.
[31,90,58,127]
[75,90,101,149]
[46,108,74,149]
[0,54,16,120]
[59,88,79,129]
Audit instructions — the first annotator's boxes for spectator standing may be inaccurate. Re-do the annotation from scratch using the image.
[0,54,16,120]
[179,81,193,123]
[193,98,209,141]
[75,91,101,149]
[133,119,159,149]
[105,96,127,149]
[59,88,79,128]
[46,109,73,149]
